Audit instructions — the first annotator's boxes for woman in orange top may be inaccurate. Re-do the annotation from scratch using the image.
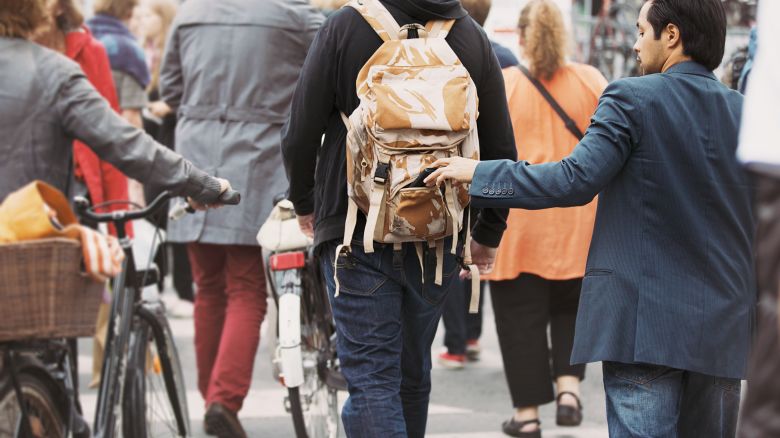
[486,1,607,437]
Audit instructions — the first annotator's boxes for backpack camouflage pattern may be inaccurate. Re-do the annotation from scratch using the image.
[336,0,481,312]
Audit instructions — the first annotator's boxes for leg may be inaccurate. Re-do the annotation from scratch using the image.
[440,277,467,356]
[188,243,227,401]
[490,275,554,409]
[320,241,406,437]
[172,242,194,302]
[400,243,459,438]
[602,361,683,438]
[550,278,585,405]
[465,280,485,341]
[206,245,267,413]
[677,371,740,438]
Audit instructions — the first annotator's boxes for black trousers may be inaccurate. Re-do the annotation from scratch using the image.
[490,273,585,408]
[441,279,484,355]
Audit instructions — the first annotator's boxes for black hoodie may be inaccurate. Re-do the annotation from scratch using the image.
[281,0,517,248]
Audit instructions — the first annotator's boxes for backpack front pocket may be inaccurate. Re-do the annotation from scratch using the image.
[388,186,449,240]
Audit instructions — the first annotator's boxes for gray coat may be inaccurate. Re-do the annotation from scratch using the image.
[160,0,323,245]
[0,38,221,204]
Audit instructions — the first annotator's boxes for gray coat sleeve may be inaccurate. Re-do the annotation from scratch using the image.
[57,67,222,203]
[469,79,641,209]
[159,22,184,110]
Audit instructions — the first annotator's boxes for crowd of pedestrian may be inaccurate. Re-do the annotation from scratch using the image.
[0,0,778,437]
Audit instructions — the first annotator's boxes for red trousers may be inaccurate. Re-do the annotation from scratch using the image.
[188,243,267,413]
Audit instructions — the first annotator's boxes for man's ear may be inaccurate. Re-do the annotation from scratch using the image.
[666,23,682,49]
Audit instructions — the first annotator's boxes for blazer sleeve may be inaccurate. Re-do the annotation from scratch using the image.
[469,79,642,209]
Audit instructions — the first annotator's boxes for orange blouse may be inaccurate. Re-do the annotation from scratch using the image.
[485,63,608,281]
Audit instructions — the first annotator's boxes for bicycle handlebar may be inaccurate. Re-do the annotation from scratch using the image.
[74,189,241,224]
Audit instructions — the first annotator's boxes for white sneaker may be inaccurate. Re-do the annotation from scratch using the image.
[168,297,194,319]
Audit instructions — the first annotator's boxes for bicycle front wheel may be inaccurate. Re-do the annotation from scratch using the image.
[124,309,190,438]
[288,350,339,438]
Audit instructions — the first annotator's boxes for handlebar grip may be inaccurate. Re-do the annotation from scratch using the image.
[218,189,241,205]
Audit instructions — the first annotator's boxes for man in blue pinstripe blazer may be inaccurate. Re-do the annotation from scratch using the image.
[427,0,754,436]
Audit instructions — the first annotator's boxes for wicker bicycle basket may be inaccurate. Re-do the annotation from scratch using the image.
[0,238,104,341]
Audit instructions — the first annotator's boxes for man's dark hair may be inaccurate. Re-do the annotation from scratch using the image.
[646,0,727,71]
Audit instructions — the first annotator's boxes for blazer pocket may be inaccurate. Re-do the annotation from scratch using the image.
[585,268,614,277]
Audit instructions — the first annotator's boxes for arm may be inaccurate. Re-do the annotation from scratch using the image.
[470,31,518,247]
[57,68,222,203]
[469,80,642,209]
[281,20,336,216]
[159,21,183,110]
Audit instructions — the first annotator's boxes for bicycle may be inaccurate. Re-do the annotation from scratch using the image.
[77,189,240,438]
[259,197,346,438]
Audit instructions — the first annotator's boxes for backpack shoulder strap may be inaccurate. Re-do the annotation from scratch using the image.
[517,64,585,140]
[346,0,400,42]
[425,19,455,39]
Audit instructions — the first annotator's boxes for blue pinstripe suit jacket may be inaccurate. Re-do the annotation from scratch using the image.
[471,62,755,379]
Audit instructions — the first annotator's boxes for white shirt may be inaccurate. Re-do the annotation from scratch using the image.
[738,0,780,165]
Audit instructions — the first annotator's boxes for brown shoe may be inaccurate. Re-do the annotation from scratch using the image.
[204,403,247,438]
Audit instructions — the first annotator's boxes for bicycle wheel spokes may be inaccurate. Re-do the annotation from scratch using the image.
[125,306,190,438]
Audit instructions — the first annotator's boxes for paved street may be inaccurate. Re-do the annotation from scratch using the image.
[78,287,608,437]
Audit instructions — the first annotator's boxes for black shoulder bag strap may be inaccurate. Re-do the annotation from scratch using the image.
[517,65,585,140]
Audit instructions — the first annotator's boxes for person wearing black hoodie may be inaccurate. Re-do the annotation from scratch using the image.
[281,0,517,436]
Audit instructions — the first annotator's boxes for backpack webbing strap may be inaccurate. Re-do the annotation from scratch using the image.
[443,181,460,255]
[346,0,400,42]
[463,220,481,314]
[363,177,386,253]
[415,242,424,283]
[426,19,455,39]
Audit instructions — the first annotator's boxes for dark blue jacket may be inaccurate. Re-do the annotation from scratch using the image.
[471,62,755,379]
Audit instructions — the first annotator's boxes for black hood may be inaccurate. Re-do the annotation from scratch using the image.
[383,0,468,21]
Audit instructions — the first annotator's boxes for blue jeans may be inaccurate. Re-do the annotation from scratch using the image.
[320,238,459,438]
[602,361,741,438]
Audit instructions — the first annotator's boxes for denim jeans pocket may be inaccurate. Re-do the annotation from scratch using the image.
[605,362,671,386]
[334,249,387,297]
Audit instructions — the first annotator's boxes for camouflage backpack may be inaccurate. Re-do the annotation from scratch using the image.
[335,0,481,312]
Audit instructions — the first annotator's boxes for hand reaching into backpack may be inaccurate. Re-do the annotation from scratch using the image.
[425,157,480,186]
[460,240,497,279]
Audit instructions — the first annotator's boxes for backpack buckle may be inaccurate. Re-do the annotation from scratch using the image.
[374,162,390,184]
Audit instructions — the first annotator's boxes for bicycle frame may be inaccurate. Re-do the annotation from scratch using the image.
[83,194,188,438]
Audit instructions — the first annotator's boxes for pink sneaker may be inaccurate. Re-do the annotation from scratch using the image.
[438,352,466,369]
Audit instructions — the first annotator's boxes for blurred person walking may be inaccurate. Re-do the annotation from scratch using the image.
[484,1,607,436]
[87,0,149,208]
[136,0,196,316]
[737,0,780,436]
[436,0,518,371]
[159,0,324,435]
[426,1,754,436]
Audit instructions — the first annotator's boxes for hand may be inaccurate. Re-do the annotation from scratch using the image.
[459,240,497,279]
[187,178,232,211]
[424,157,480,186]
[148,101,172,118]
[297,213,315,239]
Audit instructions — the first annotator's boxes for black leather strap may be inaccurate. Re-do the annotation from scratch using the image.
[518,65,585,140]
